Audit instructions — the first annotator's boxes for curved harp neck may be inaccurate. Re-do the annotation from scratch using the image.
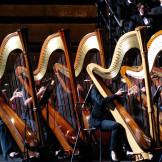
[74,29,105,77]
[0,32,23,79]
[120,65,141,88]
[86,31,140,81]
[34,31,66,81]
[126,30,162,79]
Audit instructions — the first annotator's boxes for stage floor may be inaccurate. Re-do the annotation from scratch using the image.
[0,154,160,162]
[0,154,133,162]
[0,156,110,162]
[0,155,21,162]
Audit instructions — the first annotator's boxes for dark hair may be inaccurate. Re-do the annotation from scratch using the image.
[137,2,149,11]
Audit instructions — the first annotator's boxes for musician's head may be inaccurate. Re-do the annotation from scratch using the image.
[137,2,149,16]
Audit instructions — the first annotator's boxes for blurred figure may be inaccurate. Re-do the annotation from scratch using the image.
[0,90,13,160]
[131,2,153,26]
[151,0,162,15]
[130,2,155,37]
[116,0,138,32]
[149,0,162,30]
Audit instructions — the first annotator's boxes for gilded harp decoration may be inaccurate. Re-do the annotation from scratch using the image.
[86,29,153,161]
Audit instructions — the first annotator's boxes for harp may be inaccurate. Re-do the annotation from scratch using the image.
[0,31,39,157]
[54,29,106,130]
[120,30,162,142]
[86,28,153,161]
[15,30,78,154]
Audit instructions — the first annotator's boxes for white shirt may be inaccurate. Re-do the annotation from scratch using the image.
[143,17,149,25]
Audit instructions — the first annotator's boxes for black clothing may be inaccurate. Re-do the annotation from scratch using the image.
[130,14,155,38]
[148,5,162,31]
[117,0,138,21]
[89,86,117,121]
[39,83,54,107]
[88,86,122,152]
[131,14,153,26]
[116,0,138,32]
[151,6,162,15]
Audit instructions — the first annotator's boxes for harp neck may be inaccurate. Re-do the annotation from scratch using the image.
[0,32,23,79]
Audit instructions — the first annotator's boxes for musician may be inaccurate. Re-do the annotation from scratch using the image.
[151,0,162,15]
[88,85,124,161]
[0,120,13,160]
[10,88,37,132]
[0,88,32,160]
[10,88,23,104]
[130,2,154,36]
[116,0,138,32]
[149,0,162,31]
[0,90,13,160]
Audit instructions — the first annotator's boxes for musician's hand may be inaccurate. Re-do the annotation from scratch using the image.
[128,85,138,95]
[38,86,46,95]
[13,89,18,96]
[51,80,55,86]
[10,89,23,102]
[115,88,125,96]
[77,84,84,92]
[141,87,146,93]
[13,89,23,98]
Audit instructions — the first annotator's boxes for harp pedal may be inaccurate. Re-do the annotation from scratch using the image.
[126,151,153,161]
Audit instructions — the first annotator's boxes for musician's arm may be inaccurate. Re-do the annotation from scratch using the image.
[24,86,46,106]
[9,89,23,103]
